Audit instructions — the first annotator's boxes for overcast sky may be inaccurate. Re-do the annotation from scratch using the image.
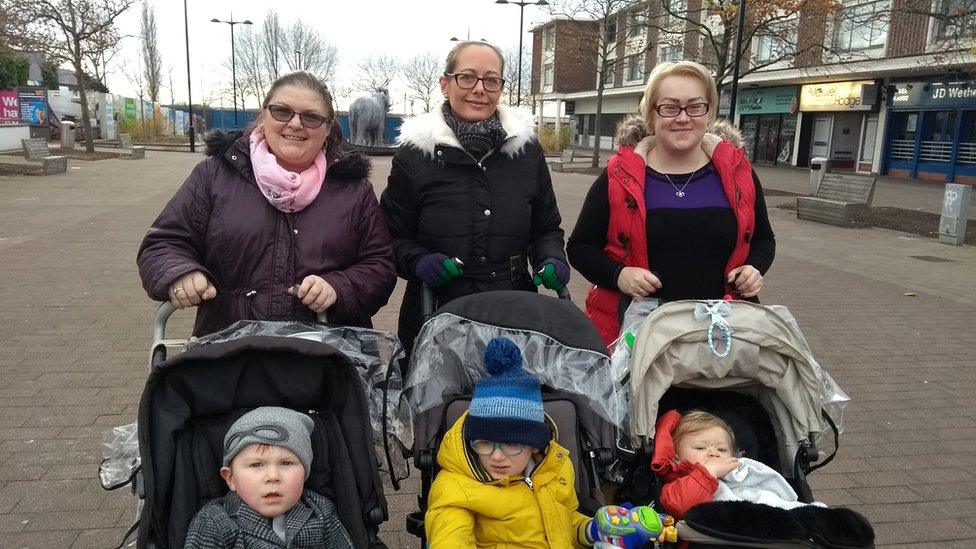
[104,0,555,112]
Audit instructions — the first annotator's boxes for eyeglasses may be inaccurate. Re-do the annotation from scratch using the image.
[267,104,330,129]
[469,439,527,456]
[445,72,505,92]
[654,103,710,118]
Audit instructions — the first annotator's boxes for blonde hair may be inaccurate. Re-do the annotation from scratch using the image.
[445,41,505,74]
[639,61,718,130]
[672,410,735,448]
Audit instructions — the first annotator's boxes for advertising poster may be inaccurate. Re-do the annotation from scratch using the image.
[125,97,136,121]
[18,89,49,126]
[1,90,18,124]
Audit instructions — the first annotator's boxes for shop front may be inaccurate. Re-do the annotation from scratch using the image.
[796,80,881,171]
[882,79,976,183]
[737,86,799,165]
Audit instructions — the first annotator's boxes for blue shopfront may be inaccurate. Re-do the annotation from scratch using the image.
[882,79,976,183]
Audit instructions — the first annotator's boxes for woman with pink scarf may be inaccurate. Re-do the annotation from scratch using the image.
[138,72,396,336]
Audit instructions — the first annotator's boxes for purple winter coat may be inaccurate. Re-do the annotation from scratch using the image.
[137,130,396,336]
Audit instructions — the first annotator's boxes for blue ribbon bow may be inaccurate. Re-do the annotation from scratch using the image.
[693,301,732,357]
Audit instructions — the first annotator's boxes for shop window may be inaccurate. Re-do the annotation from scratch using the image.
[936,0,976,39]
[833,0,889,50]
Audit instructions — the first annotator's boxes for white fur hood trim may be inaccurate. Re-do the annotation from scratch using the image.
[396,104,537,158]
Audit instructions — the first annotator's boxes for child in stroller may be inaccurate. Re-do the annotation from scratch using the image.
[625,299,875,548]
[184,406,353,548]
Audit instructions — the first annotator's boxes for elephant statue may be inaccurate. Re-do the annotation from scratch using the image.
[349,89,391,147]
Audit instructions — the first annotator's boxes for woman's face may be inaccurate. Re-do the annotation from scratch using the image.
[650,75,711,157]
[439,45,504,123]
[262,85,331,172]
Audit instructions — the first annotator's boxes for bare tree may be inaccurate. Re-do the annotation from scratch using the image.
[548,0,644,167]
[282,20,339,82]
[356,55,401,91]
[502,47,532,107]
[14,0,134,152]
[402,53,441,113]
[140,1,162,102]
[259,9,284,79]
[235,26,267,108]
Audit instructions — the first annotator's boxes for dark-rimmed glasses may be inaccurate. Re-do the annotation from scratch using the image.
[445,72,505,92]
[267,104,330,129]
[469,439,527,456]
[655,103,709,118]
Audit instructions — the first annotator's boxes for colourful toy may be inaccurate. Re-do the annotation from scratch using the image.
[592,505,664,548]
[657,514,678,544]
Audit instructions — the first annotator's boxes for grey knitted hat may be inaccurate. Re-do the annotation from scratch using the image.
[222,406,315,479]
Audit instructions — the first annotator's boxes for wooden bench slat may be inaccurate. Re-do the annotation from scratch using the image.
[799,172,877,227]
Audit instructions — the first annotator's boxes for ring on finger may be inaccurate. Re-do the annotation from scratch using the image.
[174,287,185,295]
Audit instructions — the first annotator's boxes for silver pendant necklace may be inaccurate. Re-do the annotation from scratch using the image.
[664,168,698,198]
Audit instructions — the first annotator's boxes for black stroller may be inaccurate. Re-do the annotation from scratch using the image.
[624,300,872,547]
[397,290,630,546]
[103,304,401,548]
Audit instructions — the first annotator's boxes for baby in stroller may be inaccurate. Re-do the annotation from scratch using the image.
[426,337,662,548]
[184,406,352,548]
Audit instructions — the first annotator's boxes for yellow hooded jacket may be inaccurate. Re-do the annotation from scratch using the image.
[425,411,593,548]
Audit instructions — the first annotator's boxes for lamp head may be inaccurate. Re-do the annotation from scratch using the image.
[243,20,253,25]
[210,18,220,23]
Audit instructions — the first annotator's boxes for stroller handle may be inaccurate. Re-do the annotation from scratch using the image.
[421,284,572,321]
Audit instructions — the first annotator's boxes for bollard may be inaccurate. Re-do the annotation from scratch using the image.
[939,183,972,246]
[810,157,830,195]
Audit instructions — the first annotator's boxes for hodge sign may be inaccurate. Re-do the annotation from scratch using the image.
[800,81,876,112]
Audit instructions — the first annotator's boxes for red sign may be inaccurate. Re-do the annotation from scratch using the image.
[0,90,19,125]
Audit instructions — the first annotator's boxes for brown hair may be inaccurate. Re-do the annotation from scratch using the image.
[254,71,343,158]
[639,60,719,130]
[672,410,736,449]
[444,41,505,74]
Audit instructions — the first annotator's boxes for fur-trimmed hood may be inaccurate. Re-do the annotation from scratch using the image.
[395,104,537,158]
[203,129,371,182]
[614,115,745,159]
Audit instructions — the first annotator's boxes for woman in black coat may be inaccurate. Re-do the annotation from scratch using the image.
[380,41,568,364]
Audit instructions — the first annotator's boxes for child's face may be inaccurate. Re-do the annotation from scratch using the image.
[220,443,305,518]
[674,426,733,464]
[475,442,538,480]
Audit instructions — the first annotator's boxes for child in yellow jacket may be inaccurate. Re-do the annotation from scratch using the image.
[426,337,656,548]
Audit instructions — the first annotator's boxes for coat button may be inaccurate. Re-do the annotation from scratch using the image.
[480,256,487,264]
[293,229,299,235]
[231,155,237,160]
[556,451,563,458]
[559,477,568,485]
[490,271,496,278]
[484,209,491,216]
[436,150,442,156]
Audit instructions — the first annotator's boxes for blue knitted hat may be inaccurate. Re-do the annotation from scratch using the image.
[465,338,551,450]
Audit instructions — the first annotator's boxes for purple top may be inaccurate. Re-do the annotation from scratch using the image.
[644,164,729,209]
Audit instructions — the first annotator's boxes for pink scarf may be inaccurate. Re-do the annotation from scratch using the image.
[249,127,327,213]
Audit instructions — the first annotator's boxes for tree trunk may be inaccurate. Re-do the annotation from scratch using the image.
[74,59,95,154]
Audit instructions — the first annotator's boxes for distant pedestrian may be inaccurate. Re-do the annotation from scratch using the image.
[568,61,776,346]
[138,71,395,336]
[381,41,569,368]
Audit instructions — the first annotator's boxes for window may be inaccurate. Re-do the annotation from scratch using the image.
[659,44,682,62]
[664,0,687,26]
[756,20,794,62]
[936,0,976,39]
[543,63,553,87]
[626,55,643,81]
[628,11,646,38]
[833,0,889,50]
[602,60,616,86]
[604,17,618,43]
[543,26,556,50]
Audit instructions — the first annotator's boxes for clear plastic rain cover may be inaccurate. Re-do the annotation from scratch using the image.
[400,313,627,449]
[191,320,408,477]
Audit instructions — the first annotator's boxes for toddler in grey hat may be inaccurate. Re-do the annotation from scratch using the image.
[184,406,353,548]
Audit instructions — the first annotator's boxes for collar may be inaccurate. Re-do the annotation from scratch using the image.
[396,104,536,158]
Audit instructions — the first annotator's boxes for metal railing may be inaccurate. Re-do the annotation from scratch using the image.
[890,140,915,161]
[919,141,953,162]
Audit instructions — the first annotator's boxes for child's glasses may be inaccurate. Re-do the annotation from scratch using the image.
[469,439,526,456]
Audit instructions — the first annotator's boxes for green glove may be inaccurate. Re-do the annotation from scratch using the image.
[533,263,565,291]
[438,257,463,285]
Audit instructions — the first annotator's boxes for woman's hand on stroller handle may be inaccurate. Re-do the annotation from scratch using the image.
[169,270,216,309]
[288,275,337,313]
[616,267,661,298]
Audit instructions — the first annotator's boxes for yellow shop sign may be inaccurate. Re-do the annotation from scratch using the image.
[799,81,877,112]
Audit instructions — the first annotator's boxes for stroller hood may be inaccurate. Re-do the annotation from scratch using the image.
[629,301,847,459]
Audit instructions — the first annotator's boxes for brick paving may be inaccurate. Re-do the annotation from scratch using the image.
[0,150,974,548]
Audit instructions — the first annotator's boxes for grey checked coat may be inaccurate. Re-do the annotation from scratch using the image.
[183,490,353,548]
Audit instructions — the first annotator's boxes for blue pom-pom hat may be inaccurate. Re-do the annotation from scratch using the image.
[465,337,551,450]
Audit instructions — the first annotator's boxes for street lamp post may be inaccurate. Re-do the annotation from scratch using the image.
[727,0,748,122]
[183,0,195,152]
[495,0,548,107]
[210,14,252,128]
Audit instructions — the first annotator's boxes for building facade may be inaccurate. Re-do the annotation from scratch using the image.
[530,0,976,183]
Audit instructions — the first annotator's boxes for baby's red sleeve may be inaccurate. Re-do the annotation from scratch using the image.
[659,464,718,519]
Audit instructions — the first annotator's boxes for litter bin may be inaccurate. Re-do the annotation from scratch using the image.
[809,157,830,195]
[60,120,75,150]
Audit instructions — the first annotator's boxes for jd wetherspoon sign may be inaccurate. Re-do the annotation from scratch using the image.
[800,80,876,112]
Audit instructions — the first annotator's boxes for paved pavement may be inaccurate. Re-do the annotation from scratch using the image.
[0,150,974,548]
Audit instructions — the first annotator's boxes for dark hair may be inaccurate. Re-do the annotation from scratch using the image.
[255,71,343,158]
[444,41,505,74]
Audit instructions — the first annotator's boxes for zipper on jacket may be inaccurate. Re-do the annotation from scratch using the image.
[524,475,534,490]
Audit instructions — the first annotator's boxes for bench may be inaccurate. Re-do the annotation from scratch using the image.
[118,133,146,159]
[20,138,68,175]
[551,149,583,172]
[796,172,877,227]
